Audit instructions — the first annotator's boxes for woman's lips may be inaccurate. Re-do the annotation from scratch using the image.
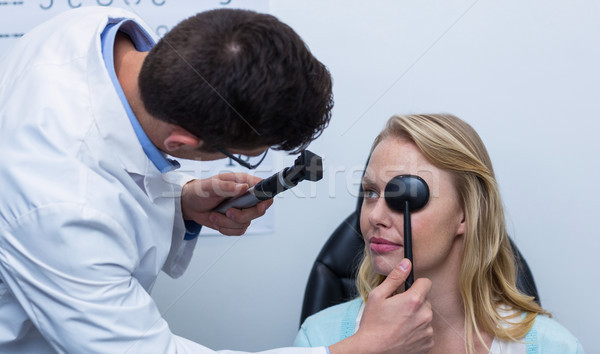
[369,237,402,253]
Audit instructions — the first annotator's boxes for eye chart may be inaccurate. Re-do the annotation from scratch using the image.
[0,1,268,54]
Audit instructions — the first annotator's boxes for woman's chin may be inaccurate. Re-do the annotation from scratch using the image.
[372,260,398,276]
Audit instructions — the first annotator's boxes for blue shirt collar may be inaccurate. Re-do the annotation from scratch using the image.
[100,20,180,173]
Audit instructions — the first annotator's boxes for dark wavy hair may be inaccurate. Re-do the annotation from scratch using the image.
[139,9,333,153]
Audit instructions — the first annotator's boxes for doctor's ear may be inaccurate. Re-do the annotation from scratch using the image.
[163,125,201,152]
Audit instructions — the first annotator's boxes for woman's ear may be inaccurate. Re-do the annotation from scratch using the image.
[456,212,466,236]
[163,125,201,152]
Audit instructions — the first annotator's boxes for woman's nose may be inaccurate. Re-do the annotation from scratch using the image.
[368,198,392,228]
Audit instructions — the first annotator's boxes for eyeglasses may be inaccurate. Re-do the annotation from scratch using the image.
[215,147,269,170]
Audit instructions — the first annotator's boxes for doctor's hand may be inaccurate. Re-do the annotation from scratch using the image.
[329,259,434,354]
[181,173,273,236]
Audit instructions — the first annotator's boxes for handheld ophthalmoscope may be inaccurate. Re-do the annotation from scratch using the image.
[214,150,323,214]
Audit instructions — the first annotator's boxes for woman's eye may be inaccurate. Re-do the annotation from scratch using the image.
[363,190,379,199]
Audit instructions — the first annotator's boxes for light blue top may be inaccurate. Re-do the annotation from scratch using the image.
[294,298,584,353]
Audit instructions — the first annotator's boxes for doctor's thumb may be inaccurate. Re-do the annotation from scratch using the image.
[371,258,411,299]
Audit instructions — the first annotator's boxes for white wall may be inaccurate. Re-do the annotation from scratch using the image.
[153,1,600,352]
[3,0,595,351]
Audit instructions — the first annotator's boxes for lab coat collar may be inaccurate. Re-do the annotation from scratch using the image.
[100,19,180,175]
[87,15,149,178]
[87,14,182,202]
[88,62,149,177]
[89,88,176,202]
[87,28,167,202]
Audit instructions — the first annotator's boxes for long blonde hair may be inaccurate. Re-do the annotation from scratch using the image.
[356,114,548,352]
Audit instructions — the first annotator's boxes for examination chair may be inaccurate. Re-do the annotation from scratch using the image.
[299,175,540,325]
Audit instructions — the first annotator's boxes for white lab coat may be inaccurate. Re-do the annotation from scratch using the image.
[0,7,324,354]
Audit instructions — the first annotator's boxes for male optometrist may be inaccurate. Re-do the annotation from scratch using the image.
[0,6,434,353]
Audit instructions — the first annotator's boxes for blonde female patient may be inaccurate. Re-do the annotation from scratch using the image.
[295,114,582,353]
